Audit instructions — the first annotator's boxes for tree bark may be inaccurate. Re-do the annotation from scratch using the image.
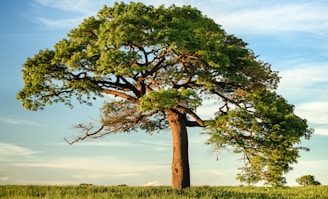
[166,109,190,189]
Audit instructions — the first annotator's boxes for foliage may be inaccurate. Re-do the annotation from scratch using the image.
[1,185,328,199]
[139,88,201,112]
[205,91,313,186]
[17,1,313,187]
[296,175,321,186]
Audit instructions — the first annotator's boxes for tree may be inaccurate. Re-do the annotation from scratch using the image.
[296,175,321,186]
[17,2,313,189]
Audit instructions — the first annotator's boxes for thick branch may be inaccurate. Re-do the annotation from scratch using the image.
[175,105,206,127]
[144,56,166,77]
[117,75,141,97]
[97,78,134,91]
[185,120,209,127]
[102,89,139,104]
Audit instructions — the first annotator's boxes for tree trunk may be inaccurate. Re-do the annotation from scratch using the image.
[166,109,190,189]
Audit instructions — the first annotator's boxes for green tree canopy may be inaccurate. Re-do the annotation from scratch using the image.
[17,2,313,189]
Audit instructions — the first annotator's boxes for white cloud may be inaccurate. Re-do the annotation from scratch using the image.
[37,17,84,29]
[296,102,328,125]
[141,137,172,150]
[31,0,328,40]
[313,128,328,136]
[271,61,328,136]
[72,173,139,180]
[68,139,171,151]
[194,169,225,176]
[9,155,170,185]
[0,143,40,157]
[34,0,108,15]
[32,0,181,29]
[295,159,328,170]
[214,2,328,35]
[0,118,44,126]
[0,176,9,182]
[33,0,109,28]
[278,63,328,88]
[143,180,159,186]
[73,141,137,147]
[32,0,326,33]
[140,139,171,152]
[276,63,328,127]
[12,156,169,173]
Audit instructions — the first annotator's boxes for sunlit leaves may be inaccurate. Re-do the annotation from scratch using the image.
[96,49,141,76]
[139,88,201,112]
[17,2,279,113]
[205,91,313,186]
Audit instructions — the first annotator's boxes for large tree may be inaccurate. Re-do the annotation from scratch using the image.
[17,2,313,189]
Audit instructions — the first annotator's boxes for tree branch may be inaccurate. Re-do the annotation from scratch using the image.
[117,75,141,97]
[102,89,139,104]
[65,109,159,144]
[144,56,166,77]
[64,124,104,145]
[175,105,206,127]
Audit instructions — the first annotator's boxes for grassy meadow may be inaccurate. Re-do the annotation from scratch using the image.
[1,185,327,199]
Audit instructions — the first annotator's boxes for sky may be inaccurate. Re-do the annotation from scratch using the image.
[0,0,327,186]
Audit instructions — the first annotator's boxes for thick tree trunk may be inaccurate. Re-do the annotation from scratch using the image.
[166,109,190,189]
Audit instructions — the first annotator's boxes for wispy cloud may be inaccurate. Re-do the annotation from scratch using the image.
[32,0,108,28]
[273,60,328,136]
[313,128,328,136]
[0,118,44,126]
[296,159,328,170]
[10,155,169,184]
[34,0,108,14]
[31,0,328,37]
[296,102,328,125]
[37,17,84,29]
[213,2,328,35]
[12,156,169,172]
[53,136,172,150]
[0,176,8,182]
[143,180,159,186]
[0,142,40,157]
[274,61,328,137]
[72,141,137,147]
[72,173,139,180]
[278,63,328,89]
[194,169,225,176]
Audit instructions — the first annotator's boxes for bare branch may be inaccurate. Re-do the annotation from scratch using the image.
[64,124,104,145]
[65,109,160,144]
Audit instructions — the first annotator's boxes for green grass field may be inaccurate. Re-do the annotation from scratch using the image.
[0,185,327,199]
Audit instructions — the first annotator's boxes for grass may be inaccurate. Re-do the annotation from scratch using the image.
[0,185,327,199]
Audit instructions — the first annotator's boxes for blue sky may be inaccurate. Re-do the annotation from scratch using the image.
[0,0,327,186]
